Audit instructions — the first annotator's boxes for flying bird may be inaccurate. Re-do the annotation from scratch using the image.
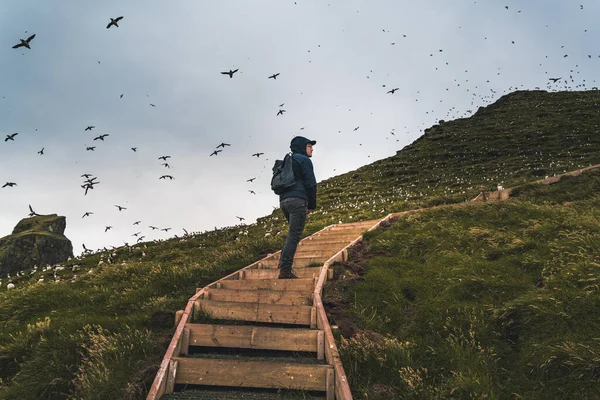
[252,152,264,158]
[161,163,170,168]
[133,221,141,225]
[161,228,171,232]
[38,148,44,155]
[2,182,17,188]
[115,205,127,211]
[131,147,137,152]
[105,226,113,232]
[249,190,256,194]
[246,178,256,182]
[149,225,159,230]
[210,150,222,156]
[93,134,109,141]
[150,104,156,107]
[236,216,245,221]
[86,146,96,151]
[85,126,95,131]
[221,69,239,78]
[82,212,93,218]
[12,34,36,50]
[106,16,124,29]
[354,126,360,131]
[387,88,399,94]
[81,174,93,178]
[137,236,145,243]
[268,73,280,79]
[159,175,174,180]
[82,183,96,195]
[216,142,231,148]
[277,109,286,116]
[28,205,40,217]
[5,133,18,141]
[549,77,562,82]
[158,155,171,161]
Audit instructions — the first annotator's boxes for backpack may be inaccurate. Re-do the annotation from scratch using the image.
[271,153,296,194]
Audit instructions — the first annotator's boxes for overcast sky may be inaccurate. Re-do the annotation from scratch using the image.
[0,0,597,255]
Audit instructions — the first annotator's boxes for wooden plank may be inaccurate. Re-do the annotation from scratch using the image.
[206,288,312,305]
[313,293,353,400]
[165,359,177,394]
[298,239,351,247]
[317,330,324,361]
[243,266,323,279]
[272,250,338,259]
[174,310,184,327]
[326,368,335,400]
[180,328,190,356]
[186,323,321,352]
[257,258,328,268]
[330,219,380,227]
[218,278,314,291]
[327,225,373,232]
[147,295,198,400]
[295,244,349,253]
[194,299,315,326]
[172,357,333,391]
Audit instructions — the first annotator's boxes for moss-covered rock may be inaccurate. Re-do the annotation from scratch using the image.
[0,215,73,275]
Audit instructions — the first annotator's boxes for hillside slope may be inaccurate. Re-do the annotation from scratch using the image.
[311,90,600,225]
[0,89,599,399]
[327,167,600,398]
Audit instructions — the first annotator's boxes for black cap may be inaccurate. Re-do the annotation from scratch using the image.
[308,140,316,145]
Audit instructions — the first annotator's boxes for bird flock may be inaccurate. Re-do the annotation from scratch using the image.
[1,3,598,257]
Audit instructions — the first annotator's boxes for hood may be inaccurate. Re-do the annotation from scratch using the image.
[290,136,316,155]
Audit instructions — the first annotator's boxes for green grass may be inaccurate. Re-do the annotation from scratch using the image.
[329,168,600,399]
[0,89,599,398]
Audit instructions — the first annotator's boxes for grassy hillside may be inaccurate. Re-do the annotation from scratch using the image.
[327,167,600,398]
[0,89,599,399]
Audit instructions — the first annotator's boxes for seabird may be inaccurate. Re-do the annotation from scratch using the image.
[106,16,124,29]
[12,34,36,50]
[221,69,239,78]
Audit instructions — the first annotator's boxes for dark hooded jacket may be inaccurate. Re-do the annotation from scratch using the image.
[279,136,317,209]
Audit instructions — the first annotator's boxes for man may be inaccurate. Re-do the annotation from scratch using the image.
[277,136,317,279]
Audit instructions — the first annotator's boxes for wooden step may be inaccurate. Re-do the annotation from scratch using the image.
[298,240,351,248]
[217,278,315,291]
[240,266,322,280]
[327,224,375,231]
[257,258,327,268]
[309,233,363,241]
[332,219,380,228]
[271,249,339,259]
[185,324,323,354]
[172,357,334,392]
[194,299,316,326]
[205,288,312,306]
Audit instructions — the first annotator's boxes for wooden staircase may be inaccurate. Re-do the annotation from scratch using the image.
[147,218,391,400]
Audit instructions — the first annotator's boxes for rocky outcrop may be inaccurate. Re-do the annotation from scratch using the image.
[0,214,73,276]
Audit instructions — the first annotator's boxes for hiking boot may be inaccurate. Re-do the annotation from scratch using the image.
[278,269,299,279]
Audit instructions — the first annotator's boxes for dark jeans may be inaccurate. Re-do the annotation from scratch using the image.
[278,197,307,272]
